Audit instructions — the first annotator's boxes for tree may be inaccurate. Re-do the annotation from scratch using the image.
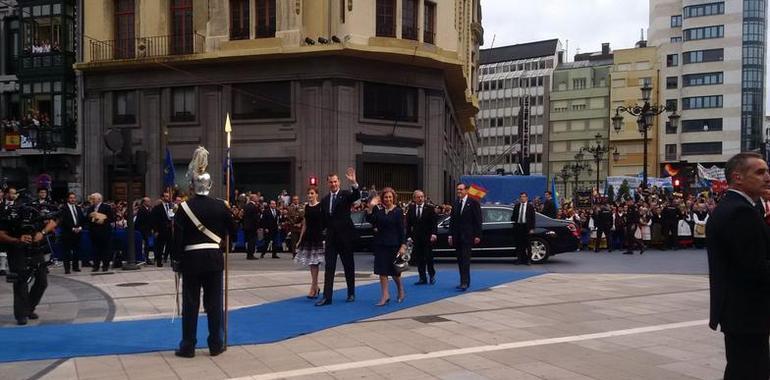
[618,180,630,201]
[607,185,616,202]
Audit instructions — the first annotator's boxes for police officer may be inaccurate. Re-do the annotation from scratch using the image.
[0,201,57,325]
[172,146,236,358]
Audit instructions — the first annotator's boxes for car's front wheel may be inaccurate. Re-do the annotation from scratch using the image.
[530,238,550,263]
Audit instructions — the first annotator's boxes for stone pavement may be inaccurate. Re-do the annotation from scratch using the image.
[0,253,725,380]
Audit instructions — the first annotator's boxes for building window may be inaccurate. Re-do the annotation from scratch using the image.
[255,0,276,38]
[683,72,723,87]
[231,81,291,120]
[666,76,678,89]
[682,95,723,110]
[666,54,679,67]
[744,45,765,65]
[171,0,193,54]
[115,0,135,59]
[376,0,396,37]
[424,1,436,44]
[230,0,250,40]
[363,82,418,122]
[113,91,136,124]
[571,104,586,111]
[671,15,682,27]
[683,48,724,64]
[573,78,586,90]
[684,2,725,18]
[744,0,766,18]
[665,144,677,161]
[671,36,683,43]
[683,25,724,41]
[401,0,418,40]
[681,142,722,155]
[665,121,677,134]
[682,118,723,133]
[171,87,195,122]
[666,99,678,112]
[743,20,765,43]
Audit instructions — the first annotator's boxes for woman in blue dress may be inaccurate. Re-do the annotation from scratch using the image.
[365,188,407,306]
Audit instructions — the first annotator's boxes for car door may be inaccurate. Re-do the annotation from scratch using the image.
[479,207,514,256]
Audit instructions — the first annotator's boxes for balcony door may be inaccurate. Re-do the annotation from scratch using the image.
[115,0,135,59]
[171,0,193,54]
[255,0,276,38]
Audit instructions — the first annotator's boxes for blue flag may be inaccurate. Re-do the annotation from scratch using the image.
[163,148,175,188]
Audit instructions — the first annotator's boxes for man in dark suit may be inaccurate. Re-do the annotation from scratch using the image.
[86,193,115,272]
[134,197,153,265]
[242,194,260,260]
[448,183,482,291]
[59,192,85,274]
[316,168,360,306]
[542,191,557,219]
[151,192,174,267]
[511,192,536,265]
[259,200,280,259]
[707,152,770,380]
[406,190,437,285]
[594,204,613,252]
[661,200,680,250]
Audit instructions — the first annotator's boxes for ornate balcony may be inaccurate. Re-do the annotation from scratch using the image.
[88,33,206,62]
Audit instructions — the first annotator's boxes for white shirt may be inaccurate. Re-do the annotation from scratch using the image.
[69,204,78,224]
[518,202,528,224]
[460,196,468,214]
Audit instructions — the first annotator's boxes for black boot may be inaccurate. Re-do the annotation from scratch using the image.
[64,261,71,274]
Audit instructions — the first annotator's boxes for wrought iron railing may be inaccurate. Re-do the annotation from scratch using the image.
[89,33,206,62]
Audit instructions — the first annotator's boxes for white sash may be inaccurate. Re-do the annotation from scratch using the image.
[180,201,222,245]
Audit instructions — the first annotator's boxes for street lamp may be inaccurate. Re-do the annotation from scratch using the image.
[612,83,679,188]
[579,133,618,193]
[565,153,592,197]
[557,166,572,196]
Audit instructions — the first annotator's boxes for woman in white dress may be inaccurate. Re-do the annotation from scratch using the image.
[692,203,709,249]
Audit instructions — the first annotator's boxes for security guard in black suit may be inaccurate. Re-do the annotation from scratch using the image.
[172,146,236,358]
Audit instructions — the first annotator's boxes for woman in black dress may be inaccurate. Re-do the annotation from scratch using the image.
[294,186,324,298]
[366,188,407,306]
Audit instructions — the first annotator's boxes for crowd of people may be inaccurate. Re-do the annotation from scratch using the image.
[26,40,61,55]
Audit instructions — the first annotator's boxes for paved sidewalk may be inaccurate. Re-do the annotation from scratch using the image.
[1,254,723,380]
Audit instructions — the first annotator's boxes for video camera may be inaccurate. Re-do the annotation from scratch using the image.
[1,202,59,282]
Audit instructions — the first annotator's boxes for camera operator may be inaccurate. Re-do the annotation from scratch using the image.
[0,202,58,325]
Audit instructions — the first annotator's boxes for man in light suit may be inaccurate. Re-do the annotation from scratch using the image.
[448,183,482,291]
[511,192,536,265]
[315,168,360,306]
[707,152,770,380]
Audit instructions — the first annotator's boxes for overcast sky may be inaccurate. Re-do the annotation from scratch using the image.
[480,0,770,112]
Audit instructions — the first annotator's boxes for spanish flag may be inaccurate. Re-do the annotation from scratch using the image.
[467,183,488,200]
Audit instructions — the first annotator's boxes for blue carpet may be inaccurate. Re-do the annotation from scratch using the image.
[0,270,541,363]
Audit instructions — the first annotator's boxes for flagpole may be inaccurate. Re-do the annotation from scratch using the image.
[224,113,232,349]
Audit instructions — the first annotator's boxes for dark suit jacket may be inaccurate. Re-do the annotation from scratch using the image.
[86,203,114,237]
[261,208,279,234]
[511,202,536,231]
[707,190,770,333]
[151,203,172,237]
[366,206,406,247]
[171,195,236,274]
[242,202,260,233]
[448,197,482,245]
[406,203,437,244]
[542,200,557,219]
[59,203,85,242]
[135,206,152,235]
[321,187,361,242]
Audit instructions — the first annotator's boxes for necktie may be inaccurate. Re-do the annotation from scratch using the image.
[417,205,422,219]
[765,200,769,215]
[519,203,526,224]
[330,193,336,214]
[460,199,466,214]
[272,209,276,218]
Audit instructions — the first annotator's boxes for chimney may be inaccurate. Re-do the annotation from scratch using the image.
[602,43,610,56]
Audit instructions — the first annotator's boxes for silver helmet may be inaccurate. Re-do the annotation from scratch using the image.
[187,146,211,196]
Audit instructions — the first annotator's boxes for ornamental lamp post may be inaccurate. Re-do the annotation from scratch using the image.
[579,133,618,194]
[611,83,679,189]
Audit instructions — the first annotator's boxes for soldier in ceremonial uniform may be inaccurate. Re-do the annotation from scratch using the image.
[171,146,236,358]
